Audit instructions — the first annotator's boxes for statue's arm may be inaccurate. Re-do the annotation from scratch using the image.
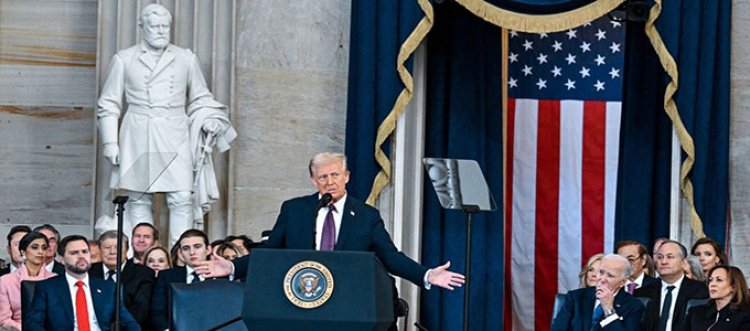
[96,54,126,164]
[97,54,126,120]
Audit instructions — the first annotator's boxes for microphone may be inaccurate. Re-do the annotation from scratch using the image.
[312,193,333,249]
[317,193,333,209]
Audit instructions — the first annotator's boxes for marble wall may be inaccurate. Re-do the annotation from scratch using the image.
[729,0,750,274]
[0,0,98,241]
[229,0,352,240]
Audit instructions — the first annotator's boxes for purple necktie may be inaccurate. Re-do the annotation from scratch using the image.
[626,283,637,294]
[320,204,336,251]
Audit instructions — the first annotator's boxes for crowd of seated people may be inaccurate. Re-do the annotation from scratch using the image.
[2,221,748,331]
[0,223,264,331]
[554,237,750,331]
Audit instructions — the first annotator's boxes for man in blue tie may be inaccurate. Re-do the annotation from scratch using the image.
[551,254,645,331]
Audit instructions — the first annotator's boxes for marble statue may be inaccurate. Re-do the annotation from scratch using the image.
[96,4,236,245]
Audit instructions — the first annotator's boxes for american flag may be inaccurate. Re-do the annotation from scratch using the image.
[503,16,626,331]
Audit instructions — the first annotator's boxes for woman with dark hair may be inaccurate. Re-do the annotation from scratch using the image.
[686,266,750,330]
[0,231,57,330]
[215,242,243,261]
[691,237,727,274]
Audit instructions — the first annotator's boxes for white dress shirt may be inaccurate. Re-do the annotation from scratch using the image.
[315,194,346,250]
[660,275,685,331]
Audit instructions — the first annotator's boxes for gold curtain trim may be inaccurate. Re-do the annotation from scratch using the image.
[366,0,435,206]
[454,0,625,33]
[644,0,705,238]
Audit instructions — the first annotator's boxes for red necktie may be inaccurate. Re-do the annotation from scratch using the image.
[75,281,91,331]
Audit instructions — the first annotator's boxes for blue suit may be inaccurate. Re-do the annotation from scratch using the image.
[233,193,429,286]
[25,274,140,331]
[551,287,645,331]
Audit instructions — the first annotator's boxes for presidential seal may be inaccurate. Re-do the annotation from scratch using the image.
[284,260,334,309]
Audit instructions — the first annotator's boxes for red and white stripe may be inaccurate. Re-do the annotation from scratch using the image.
[504,98,621,331]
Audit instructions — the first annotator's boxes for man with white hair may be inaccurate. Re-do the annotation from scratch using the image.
[551,254,646,331]
[97,3,236,245]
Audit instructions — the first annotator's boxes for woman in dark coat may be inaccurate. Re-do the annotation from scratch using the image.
[686,265,750,331]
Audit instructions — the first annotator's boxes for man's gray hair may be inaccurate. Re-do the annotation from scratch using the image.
[603,253,633,279]
[308,152,347,177]
[98,230,129,247]
[139,3,172,26]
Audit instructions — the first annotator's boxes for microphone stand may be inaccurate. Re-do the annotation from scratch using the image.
[462,204,479,331]
[112,195,129,331]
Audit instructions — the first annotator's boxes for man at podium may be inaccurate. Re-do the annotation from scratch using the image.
[198,152,465,290]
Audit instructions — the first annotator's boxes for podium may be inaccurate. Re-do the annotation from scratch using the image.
[242,248,395,331]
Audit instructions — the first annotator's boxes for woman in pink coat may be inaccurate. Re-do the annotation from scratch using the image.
[0,231,57,330]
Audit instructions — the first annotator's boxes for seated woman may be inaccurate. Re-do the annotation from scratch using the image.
[578,253,603,288]
[691,237,727,274]
[143,245,172,277]
[0,231,57,330]
[686,265,750,330]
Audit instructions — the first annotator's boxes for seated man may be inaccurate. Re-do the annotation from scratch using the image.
[615,240,658,293]
[131,223,159,264]
[551,254,645,331]
[634,240,709,331]
[90,230,155,329]
[150,229,217,331]
[25,234,140,331]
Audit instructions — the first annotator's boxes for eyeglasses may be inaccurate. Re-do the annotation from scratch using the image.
[627,256,642,263]
[316,171,342,183]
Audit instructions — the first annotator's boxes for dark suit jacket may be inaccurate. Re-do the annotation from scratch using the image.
[0,265,9,277]
[90,261,155,329]
[685,302,750,331]
[46,261,65,275]
[634,276,709,331]
[232,193,429,286]
[641,274,658,288]
[551,287,645,331]
[149,266,187,331]
[25,274,140,331]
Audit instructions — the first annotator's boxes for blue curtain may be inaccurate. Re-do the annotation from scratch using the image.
[616,0,731,248]
[613,20,673,248]
[345,0,424,200]
[420,2,504,330]
[659,0,731,245]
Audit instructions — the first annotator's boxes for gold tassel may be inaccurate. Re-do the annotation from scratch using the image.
[643,0,705,238]
[455,0,625,33]
[366,0,435,206]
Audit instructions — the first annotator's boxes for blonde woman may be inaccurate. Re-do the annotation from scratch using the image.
[578,253,604,288]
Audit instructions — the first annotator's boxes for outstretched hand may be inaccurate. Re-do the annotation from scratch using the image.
[427,261,465,290]
[193,252,233,278]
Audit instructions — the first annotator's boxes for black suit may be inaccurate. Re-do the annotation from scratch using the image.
[90,261,155,329]
[149,266,187,331]
[551,287,645,331]
[0,265,10,277]
[634,276,709,331]
[232,193,428,286]
[641,274,658,288]
[685,302,750,331]
[50,261,65,275]
[149,266,225,330]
